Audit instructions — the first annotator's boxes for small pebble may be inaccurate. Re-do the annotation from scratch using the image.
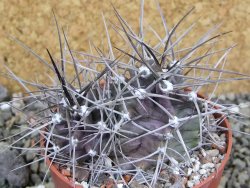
[233,159,246,170]
[200,148,206,157]
[206,149,219,157]
[11,93,25,115]
[220,133,226,142]
[199,169,207,175]
[187,181,194,188]
[30,158,39,173]
[80,181,89,188]
[31,174,42,185]
[237,170,248,184]
[61,168,71,177]
[216,163,221,169]
[187,168,193,176]
[192,174,200,181]
[201,163,215,169]
[0,85,8,102]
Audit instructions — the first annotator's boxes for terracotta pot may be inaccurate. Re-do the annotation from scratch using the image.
[42,97,232,188]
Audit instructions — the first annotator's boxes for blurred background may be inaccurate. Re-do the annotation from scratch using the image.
[0,0,249,94]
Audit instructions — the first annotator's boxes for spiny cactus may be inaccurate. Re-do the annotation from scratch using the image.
[3,1,250,187]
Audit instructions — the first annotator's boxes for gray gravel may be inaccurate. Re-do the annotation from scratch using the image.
[0,85,8,102]
[0,84,249,188]
[0,85,53,188]
[218,93,250,188]
[0,142,29,187]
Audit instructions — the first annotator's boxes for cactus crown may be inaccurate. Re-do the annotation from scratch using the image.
[3,1,249,187]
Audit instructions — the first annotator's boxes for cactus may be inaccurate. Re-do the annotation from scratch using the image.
[3,1,250,187]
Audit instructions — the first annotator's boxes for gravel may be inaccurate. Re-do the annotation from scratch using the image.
[0,85,249,188]
[0,142,29,187]
[0,86,52,188]
[217,93,250,188]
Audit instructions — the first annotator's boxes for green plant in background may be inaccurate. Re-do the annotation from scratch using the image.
[2,0,250,187]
